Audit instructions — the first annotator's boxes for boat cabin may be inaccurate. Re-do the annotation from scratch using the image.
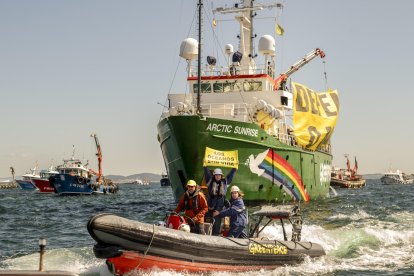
[39,168,59,179]
[57,159,90,178]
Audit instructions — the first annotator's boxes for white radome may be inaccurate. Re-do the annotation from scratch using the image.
[179,38,199,60]
[258,35,275,56]
[225,44,234,55]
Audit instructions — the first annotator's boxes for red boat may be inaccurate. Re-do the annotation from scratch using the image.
[88,205,325,275]
[32,166,59,193]
[32,179,55,193]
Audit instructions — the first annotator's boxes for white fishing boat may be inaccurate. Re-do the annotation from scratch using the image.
[16,164,40,190]
[380,170,413,185]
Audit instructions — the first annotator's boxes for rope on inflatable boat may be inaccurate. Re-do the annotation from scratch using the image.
[134,224,156,270]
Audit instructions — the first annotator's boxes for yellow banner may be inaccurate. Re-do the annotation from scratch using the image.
[203,147,239,169]
[292,82,339,151]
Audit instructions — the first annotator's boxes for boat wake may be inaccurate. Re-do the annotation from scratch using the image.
[111,218,413,276]
[0,247,105,275]
[1,216,413,276]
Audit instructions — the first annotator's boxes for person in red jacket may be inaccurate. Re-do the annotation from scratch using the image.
[174,180,208,234]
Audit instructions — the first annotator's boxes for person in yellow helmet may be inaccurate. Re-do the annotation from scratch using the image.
[213,185,247,238]
[174,179,208,234]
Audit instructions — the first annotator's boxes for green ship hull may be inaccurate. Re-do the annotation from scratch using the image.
[157,115,332,203]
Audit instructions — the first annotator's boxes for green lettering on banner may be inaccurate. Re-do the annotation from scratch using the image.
[319,126,333,145]
[330,92,340,112]
[318,94,337,117]
[306,88,319,115]
[306,126,321,148]
[294,83,309,112]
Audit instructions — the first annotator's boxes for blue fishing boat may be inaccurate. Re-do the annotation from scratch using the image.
[16,164,40,190]
[50,134,118,195]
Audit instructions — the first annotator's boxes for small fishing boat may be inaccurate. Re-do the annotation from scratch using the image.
[87,205,325,274]
[380,170,413,185]
[50,134,118,195]
[160,172,170,187]
[330,156,366,188]
[31,166,59,193]
[16,164,40,190]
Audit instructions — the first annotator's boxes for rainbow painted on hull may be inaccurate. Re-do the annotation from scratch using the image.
[258,149,310,201]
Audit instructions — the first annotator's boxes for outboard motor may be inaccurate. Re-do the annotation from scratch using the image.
[165,212,186,230]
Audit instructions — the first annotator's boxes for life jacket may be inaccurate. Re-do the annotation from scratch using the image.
[184,190,199,212]
[208,179,225,197]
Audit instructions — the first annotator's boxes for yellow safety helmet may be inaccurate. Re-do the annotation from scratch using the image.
[186,180,197,187]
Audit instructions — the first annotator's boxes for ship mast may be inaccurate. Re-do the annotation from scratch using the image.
[196,0,202,113]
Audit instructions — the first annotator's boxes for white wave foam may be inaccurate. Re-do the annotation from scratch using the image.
[327,209,373,221]
[1,247,105,274]
[3,223,413,276]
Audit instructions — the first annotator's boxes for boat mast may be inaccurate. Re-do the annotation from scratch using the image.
[91,134,103,182]
[196,0,203,114]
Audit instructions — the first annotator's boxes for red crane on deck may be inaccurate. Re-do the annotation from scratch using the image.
[274,48,325,90]
[89,133,103,183]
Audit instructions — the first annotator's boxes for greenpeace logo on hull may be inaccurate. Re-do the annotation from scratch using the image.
[206,123,258,137]
[320,163,331,184]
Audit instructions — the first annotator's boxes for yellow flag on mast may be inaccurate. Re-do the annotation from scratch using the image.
[276,23,284,36]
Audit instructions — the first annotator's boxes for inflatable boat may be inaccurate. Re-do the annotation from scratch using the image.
[87,205,325,274]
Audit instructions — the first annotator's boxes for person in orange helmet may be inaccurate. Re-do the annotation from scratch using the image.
[174,180,208,234]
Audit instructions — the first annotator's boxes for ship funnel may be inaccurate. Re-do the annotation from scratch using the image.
[179,38,199,60]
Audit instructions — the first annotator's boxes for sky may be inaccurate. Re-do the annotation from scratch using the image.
[1,0,413,178]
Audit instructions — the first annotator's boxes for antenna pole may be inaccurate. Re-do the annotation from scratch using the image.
[197,0,203,114]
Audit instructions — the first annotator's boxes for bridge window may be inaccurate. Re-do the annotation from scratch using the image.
[193,83,212,93]
[243,81,262,92]
[213,82,241,93]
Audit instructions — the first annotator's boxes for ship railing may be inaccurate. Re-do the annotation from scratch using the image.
[200,103,251,121]
[198,102,332,154]
[190,66,273,77]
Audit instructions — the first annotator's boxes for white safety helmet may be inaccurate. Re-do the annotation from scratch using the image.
[213,168,223,175]
[231,185,240,193]
[178,223,190,232]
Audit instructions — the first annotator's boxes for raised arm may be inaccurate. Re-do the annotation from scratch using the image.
[226,168,237,184]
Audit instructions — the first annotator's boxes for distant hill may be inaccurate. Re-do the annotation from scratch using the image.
[363,173,382,179]
[105,173,161,183]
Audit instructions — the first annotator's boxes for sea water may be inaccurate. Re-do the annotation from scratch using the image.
[0,179,413,275]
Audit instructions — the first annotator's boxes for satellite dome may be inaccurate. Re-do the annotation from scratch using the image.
[258,35,275,56]
[179,38,198,60]
[225,44,234,55]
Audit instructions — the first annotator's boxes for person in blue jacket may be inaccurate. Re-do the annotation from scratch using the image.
[204,166,237,235]
[213,185,247,238]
